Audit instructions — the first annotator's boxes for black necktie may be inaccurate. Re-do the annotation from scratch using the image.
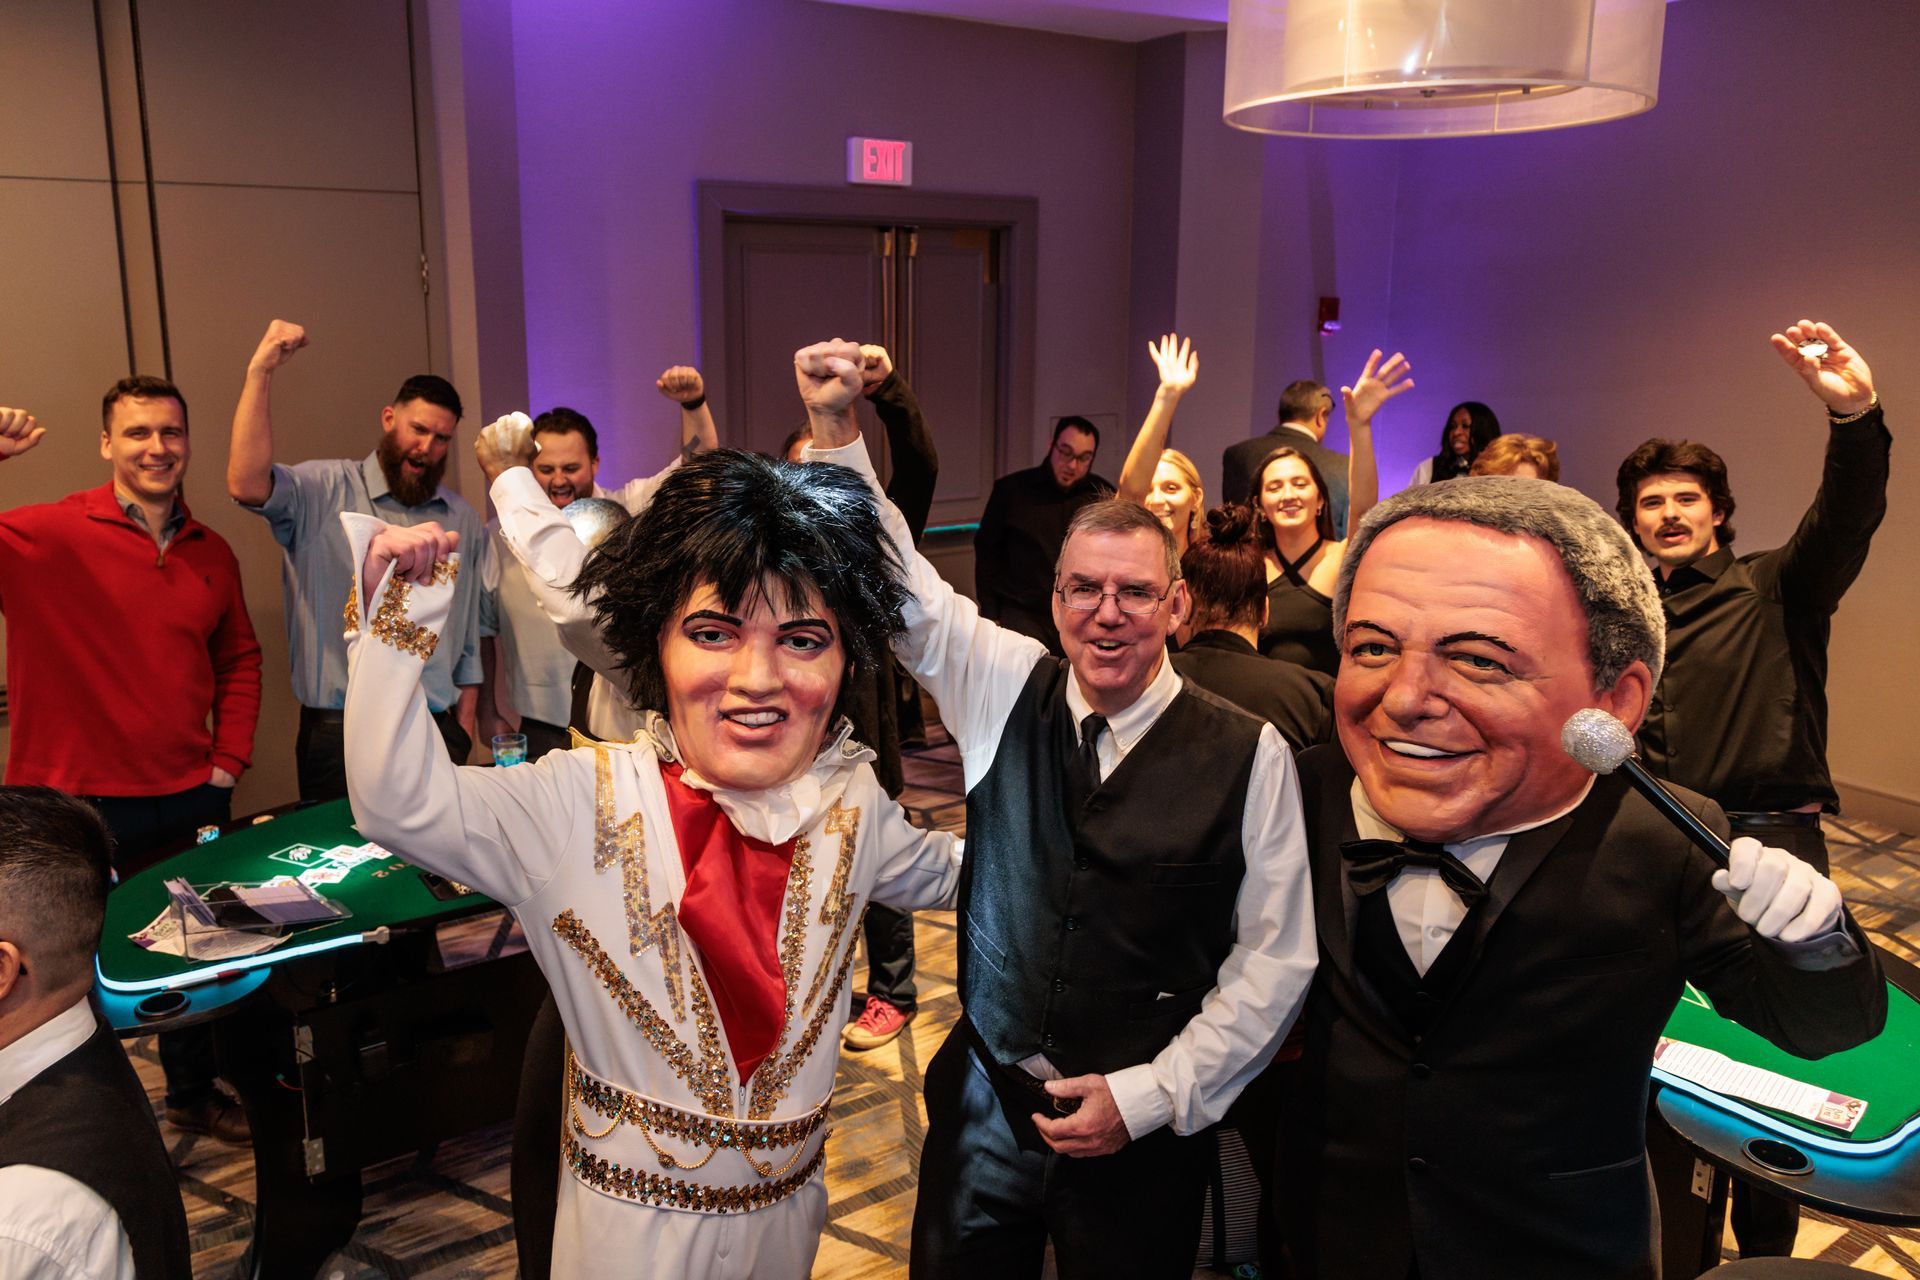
[1076,714,1108,799]
[1341,838,1488,906]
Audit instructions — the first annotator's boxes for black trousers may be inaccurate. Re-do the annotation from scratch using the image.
[861,903,918,1011]
[297,705,473,803]
[82,781,232,1108]
[1723,812,1827,1257]
[910,1025,1209,1280]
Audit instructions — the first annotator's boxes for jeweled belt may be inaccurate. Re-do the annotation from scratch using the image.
[566,1048,830,1190]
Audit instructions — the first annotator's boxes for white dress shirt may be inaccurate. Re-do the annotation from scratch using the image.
[807,435,1318,1144]
[1349,778,1592,975]
[1348,779,1857,973]
[0,998,136,1280]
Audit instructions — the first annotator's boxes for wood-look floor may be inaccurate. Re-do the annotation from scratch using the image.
[127,726,1920,1277]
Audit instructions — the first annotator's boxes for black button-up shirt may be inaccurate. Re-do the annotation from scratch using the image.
[1637,408,1891,812]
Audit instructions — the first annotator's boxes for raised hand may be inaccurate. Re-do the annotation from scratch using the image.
[1149,333,1198,396]
[656,365,706,404]
[858,344,893,397]
[1341,349,1414,424]
[793,339,865,449]
[1711,836,1844,943]
[248,320,308,376]
[362,521,460,610]
[1769,320,1875,417]
[475,412,536,481]
[0,407,46,460]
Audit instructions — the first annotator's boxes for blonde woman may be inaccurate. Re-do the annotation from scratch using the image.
[1117,333,1206,556]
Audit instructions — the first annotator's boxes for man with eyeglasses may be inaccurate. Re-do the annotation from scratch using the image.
[973,414,1114,654]
[797,339,1317,1279]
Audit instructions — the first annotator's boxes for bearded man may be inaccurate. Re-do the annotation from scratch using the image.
[228,319,490,799]
[341,448,962,1278]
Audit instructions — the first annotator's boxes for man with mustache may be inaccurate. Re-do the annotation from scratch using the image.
[1613,319,1891,1257]
[228,319,490,800]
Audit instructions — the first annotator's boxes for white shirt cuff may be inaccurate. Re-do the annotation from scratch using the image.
[1105,1063,1171,1142]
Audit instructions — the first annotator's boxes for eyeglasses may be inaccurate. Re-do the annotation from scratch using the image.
[1051,441,1095,467]
[1055,582,1174,615]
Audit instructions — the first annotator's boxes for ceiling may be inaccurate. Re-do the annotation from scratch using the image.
[809,0,1225,43]
[810,0,1683,44]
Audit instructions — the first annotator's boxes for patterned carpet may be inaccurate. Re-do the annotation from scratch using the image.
[126,729,1920,1277]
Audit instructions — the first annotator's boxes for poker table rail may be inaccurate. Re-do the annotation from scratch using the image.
[98,798,501,993]
[1656,968,1920,1155]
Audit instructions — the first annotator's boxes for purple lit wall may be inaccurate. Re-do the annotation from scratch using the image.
[502,0,1135,487]
[1311,0,1920,815]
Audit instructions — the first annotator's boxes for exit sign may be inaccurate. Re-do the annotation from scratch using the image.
[847,136,913,186]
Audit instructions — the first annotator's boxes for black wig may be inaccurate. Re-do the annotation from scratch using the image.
[571,449,911,720]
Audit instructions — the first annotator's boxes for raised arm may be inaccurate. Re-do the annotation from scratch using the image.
[1118,334,1198,506]
[795,339,1045,782]
[1763,320,1890,611]
[657,365,718,460]
[342,514,586,905]
[860,345,940,543]
[227,320,307,506]
[1338,348,1413,531]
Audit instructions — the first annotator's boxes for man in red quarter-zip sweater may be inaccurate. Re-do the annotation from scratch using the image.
[0,379,261,1144]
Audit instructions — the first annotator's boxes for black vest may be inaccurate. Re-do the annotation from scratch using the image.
[0,1008,192,1279]
[960,659,1264,1076]
[1353,888,1481,1036]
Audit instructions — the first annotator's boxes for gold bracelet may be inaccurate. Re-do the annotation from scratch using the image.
[1828,396,1879,425]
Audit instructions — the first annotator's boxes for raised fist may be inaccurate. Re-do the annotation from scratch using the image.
[793,339,865,417]
[249,320,308,375]
[656,366,706,405]
[0,407,46,461]
[475,412,536,479]
[362,520,460,610]
[858,345,893,396]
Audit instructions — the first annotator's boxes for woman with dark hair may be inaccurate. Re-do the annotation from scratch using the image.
[1251,349,1412,674]
[1172,503,1333,753]
[1407,400,1501,486]
[338,448,962,1279]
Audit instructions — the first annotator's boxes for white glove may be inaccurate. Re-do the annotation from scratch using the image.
[1710,836,1843,943]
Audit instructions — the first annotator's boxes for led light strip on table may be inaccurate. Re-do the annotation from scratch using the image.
[95,926,392,994]
[1654,1066,1920,1158]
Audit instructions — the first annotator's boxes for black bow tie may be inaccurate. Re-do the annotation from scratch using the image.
[1341,838,1489,905]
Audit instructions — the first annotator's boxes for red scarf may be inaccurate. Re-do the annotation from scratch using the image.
[661,764,797,1084]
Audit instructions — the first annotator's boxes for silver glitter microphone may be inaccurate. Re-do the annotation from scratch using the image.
[1560,708,1731,866]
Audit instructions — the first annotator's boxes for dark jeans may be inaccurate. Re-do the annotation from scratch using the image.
[297,705,473,803]
[81,781,232,1108]
[861,903,918,1012]
[910,1025,1209,1279]
[1724,810,1828,1256]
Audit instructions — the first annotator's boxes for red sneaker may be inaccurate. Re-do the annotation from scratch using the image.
[842,996,912,1050]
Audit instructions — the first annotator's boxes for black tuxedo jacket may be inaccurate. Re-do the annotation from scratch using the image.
[1275,747,1887,1280]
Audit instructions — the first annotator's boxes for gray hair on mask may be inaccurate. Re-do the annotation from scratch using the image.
[1332,476,1665,689]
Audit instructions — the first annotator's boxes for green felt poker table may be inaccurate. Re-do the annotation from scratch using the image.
[98,798,498,1002]
[97,799,546,1280]
[1650,950,1920,1277]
